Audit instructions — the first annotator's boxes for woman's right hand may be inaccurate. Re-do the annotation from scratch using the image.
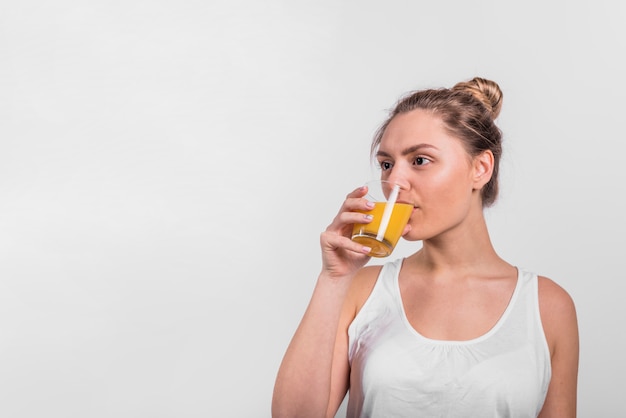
[319,185,377,279]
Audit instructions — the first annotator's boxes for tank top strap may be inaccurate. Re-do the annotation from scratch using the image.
[348,258,405,362]
[377,257,403,292]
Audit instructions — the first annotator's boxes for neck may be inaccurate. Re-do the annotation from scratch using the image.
[407,207,505,275]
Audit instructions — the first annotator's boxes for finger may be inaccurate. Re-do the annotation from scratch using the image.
[343,196,375,212]
[346,185,368,199]
[326,186,376,233]
[338,211,374,226]
[322,231,372,255]
[326,211,373,234]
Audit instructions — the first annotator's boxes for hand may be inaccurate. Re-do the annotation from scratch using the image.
[319,185,376,279]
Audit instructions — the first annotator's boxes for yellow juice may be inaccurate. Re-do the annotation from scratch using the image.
[351,202,413,257]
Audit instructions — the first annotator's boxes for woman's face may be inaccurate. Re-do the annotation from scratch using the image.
[376,109,482,241]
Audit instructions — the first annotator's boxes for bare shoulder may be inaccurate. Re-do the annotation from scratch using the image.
[537,276,577,316]
[537,276,579,355]
[346,265,384,315]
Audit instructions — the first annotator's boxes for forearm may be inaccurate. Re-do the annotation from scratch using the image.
[272,272,353,418]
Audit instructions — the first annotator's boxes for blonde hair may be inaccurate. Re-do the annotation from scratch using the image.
[371,77,504,207]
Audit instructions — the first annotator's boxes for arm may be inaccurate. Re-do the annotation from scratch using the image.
[271,186,376,418]
[537,276,580,418]
[272,272,353,418]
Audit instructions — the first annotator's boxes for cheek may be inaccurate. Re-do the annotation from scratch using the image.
[440,181,471,207]
[417,168,474,225]
[428,167,473,204]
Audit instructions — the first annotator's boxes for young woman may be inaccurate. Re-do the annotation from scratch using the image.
[272,77,579,418]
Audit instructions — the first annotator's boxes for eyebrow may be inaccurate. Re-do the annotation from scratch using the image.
[376,144,439,158]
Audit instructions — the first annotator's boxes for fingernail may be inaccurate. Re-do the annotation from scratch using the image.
[366,201,375,209]
[364,214,373,221]
[361,246,372,254]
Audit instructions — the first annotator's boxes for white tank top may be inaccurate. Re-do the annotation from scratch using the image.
[347,258,551,417]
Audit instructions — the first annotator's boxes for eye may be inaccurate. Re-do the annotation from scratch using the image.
[379,161,393,171]
[413,156,431,166]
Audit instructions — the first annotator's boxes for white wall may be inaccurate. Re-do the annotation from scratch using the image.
[0,1,624,417]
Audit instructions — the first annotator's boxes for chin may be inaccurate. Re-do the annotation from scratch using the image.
[402,231,425,242]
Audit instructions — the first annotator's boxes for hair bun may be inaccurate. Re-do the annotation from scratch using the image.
[452,77,503,120]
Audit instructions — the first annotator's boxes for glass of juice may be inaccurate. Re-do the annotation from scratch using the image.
[351,180,412,257]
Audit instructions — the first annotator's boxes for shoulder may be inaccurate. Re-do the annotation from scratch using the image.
[537,275,577,317]
[344,264,385,317]
[537,275,579,355]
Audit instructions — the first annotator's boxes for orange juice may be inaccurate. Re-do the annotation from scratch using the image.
[351,202,413,257]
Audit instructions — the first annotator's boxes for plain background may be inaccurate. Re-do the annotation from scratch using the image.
[1,1,624,417]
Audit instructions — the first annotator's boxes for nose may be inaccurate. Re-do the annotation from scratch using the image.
[386,170,410,191]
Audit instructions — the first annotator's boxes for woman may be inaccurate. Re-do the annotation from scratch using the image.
[272,77,579,417]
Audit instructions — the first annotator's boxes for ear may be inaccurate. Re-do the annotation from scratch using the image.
[472,150,494,190]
